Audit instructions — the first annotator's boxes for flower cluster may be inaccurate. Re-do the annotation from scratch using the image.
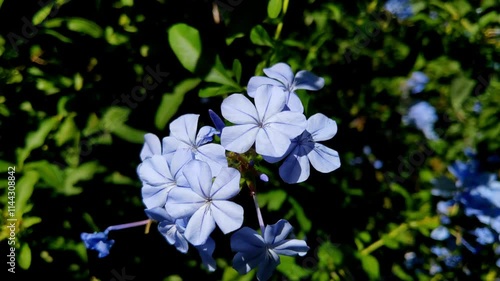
[402,100,439,140]
[133,62,340,280]
[384,0,413,20]
[429,151,500,273]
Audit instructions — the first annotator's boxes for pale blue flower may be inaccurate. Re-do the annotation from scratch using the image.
[247,62,324,113]
[430,226,450,241]
[162,114,228,175]
[406,71,429,94]
[384,0,413,20]
[231,219,309,281]
[165,160,243,246]
[145,207,216,271]
[81,231,115,258]
[263,113,340,183]
[220,85,307,158]
[137,149,193,209]
[402,101,438,140]
[472,227,495,245]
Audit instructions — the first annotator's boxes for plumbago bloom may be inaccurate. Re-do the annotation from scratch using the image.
[263,113,341,183]
[231,219,309,281]
[402,101,439,140]
[221,85,307,158]
[247,62,325,113]
[429,152,500,272]
[165,160,244,246]
[84,62,338,279]
[163,114,227,175]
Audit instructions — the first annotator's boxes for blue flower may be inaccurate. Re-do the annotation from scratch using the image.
[263,113,341,183]
[165,160,244,246]
[231,219,309,281]
[137,149,193,209]
[430,226,450,241]
[471,227,495,245]
[145,207,217,271]
[162,114,228,175]
[384,0,413,20]
[247,62,324,113]
[402,101,438,140]
[81,231,115,258]
[406,71,429,94]
[220,85,307,158]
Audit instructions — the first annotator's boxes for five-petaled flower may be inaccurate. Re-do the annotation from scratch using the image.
[247,62,324,113]
[263,113,341,183]
[221,85,307,158]
[165,160,244,246]
[162,114,228,175]
[81,231,115,258]
[231,219,309,281]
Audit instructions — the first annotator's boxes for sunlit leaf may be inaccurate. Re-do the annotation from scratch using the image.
[168,23,202,73]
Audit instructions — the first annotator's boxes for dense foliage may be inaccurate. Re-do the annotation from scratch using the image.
[1,0,499,280]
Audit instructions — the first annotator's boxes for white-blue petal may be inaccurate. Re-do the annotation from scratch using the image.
[307,113,338,141]
[285,92,304,113]
[183,160,213,198]
[221,124,259,153]
[293,70,325,91]
[308,144,341,173]
[263,62,294,87]
[264,219,294,244]
[279,153,310,184]
[266,111,307,139]
[255,127,291,157]
[169,114,199,145]
[211,201,244,234]
[273,239,309,256]
[221,94,259,124]
[247,76,283,97]
[196,143,228,176]
[254,85,286,121]
[165,187,205,218]
[184,204,216,246]
[210,167,241,199]
[140,133,161,160]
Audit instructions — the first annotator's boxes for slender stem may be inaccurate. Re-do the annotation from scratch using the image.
[360,223,408,256]
[105,219,151,232]
[252,192,265,234]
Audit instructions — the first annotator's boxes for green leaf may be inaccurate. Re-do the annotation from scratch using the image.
[155,78,201,130]
[204,56,241,88]
[54,114,78,146]
[66,17,103,38]
[450,76,475,113]
[111,124,147,144]
[32,2,54,25]
[63,161,106,195]
[287,196,311,233]
[16,170,40,215]
[24,160,64,190]
[17,116,60,167]
[19,244,32,270]
[277,256,313,280]
[22,217,42,228]
[250,25,274,47]
[359,254,380,280]
[267,0,282,19]
[168,23,202,73]
[198,85,241,98]
[232,59,242,84]
[258,189,287,211]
